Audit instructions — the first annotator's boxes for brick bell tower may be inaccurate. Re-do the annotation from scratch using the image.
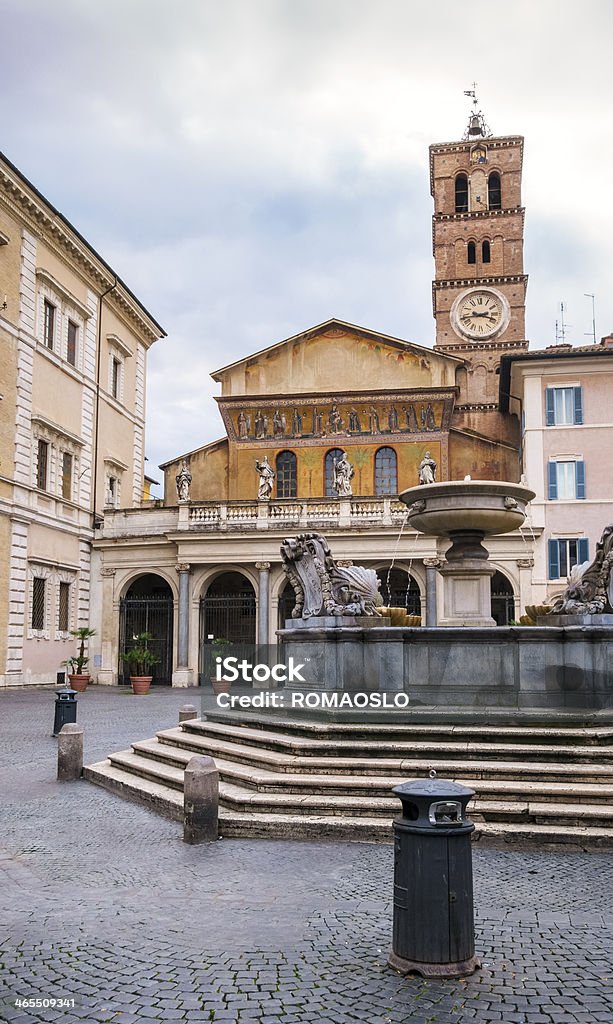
[431,92,529,407]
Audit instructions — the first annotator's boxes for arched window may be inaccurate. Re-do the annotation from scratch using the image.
[490,571,515,626]
[276,450,297,498]
[324,448,344,497]
[467,241,476,265]
[482,239,491,263]
[488,172,501,210]
[375,447,397,496]
[455,173,469,213]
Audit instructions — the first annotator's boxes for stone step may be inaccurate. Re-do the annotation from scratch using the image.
[202,709,613,745]
[133,737,613,804]
[104,747,613,827]
[84,760,613,844]
[154,727,613,783]
[183,718,613,763]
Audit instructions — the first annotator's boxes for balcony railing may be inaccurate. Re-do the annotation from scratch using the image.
[185,496,409,531]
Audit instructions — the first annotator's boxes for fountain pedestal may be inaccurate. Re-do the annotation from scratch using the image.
[399,481,536,629]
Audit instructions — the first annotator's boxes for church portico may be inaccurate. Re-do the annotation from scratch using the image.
[93,500,531,687]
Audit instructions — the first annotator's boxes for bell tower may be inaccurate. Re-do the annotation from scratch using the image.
[431,92,528,406]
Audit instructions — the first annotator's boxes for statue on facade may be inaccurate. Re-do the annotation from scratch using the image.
[332,451,354,496]
[546,523,613,615]
[418,451,437,485]
[280,532,383,619]
[255,456,275,500]
[175,459,192,501]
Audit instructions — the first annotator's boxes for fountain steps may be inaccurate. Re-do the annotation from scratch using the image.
[84,715,613,844]
[178,718,613,765]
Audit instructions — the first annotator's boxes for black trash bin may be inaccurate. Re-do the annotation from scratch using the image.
[388,777,480,978]
[53,687,78,737]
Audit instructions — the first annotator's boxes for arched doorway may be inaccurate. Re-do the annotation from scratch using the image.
[377,567,421,616]
[278,580,296,629]
[119,573,173,685]
[491,571,515,625]
[199,572,256,685]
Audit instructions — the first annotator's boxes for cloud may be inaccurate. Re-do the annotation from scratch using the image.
[2,0,612,490]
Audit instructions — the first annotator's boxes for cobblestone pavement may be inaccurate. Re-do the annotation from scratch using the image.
[1,686,612,1023]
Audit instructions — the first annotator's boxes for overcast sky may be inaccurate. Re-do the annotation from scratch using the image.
[2,0,612,492]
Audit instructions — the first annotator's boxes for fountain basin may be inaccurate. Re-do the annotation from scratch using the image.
[399,480,536,538]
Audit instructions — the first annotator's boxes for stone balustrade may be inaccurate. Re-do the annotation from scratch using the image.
[100,496,412,538]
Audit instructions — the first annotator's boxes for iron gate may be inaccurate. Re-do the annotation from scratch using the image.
[119,596,173,685]
[199,589,256,686]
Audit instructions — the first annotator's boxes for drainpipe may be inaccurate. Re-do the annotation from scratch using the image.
[92,277,117,527]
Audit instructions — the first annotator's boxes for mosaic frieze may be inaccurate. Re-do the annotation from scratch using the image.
[226,396,449,443]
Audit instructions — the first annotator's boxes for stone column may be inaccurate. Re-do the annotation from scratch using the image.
[97,567,117,686]
[173,563,194,687]
[423,558,441,627]
[255,561,271,646]
[516,558,535,622]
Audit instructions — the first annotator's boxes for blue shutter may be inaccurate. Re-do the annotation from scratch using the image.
[545,388,555,426]
[547,461,558,500]
[578,538,589,563]
[548,540,560,579]
[575,460,586,499]
[573,386,583,424]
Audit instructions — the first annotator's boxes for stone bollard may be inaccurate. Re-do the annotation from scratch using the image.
[179,704,198,723]
[183,755,219,844]
[57,723,83,782]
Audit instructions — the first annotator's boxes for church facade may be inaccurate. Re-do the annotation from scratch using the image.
[92,121,543,687]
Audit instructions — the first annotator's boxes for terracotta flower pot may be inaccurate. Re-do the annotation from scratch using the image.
[211,677,231,695]
[130,675,152,695]
[68,673,90,692]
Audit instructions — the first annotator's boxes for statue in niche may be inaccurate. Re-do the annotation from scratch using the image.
[255,410,268,438]
[332,451,354,497]
[546,523,613,616]
[237,411,250,439]
[291,408,303,436]
[273,409,286,436]
[328,404,343,433]
[403,403,419,432]
[348,408,361,432]
[280,532,383,619]
[175,459,192,501]
[256,456,275,500]
[369,406,380,433]
[418,451,437,485]
[388,406,399,432]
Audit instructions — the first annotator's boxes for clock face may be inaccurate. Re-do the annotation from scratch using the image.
[452,289,507,340]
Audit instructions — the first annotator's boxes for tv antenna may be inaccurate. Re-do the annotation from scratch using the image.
[555,301,572,344]
[463,83,492,140]
[584,293,596,344]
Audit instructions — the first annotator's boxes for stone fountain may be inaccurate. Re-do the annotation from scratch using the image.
[399,479,536,627]
[278,482,613,709]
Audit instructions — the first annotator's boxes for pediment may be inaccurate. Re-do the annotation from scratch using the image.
[212,318,463,399]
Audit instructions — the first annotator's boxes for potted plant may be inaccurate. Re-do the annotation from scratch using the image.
[210,638,232,694]
[62,627,97,692]
[123,632,161,695]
